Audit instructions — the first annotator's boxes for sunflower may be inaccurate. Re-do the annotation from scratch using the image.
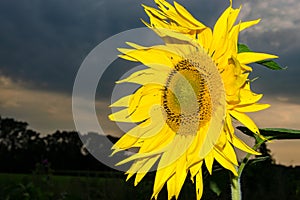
[109,1,277,199]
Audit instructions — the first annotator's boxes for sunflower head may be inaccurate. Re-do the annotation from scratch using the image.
[112,30,227,157]
[109,1,277,199]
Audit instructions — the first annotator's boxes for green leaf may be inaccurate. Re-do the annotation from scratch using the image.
[250,156,271,165]
[256,60,284,70]
[237,126,300,140]
[237,126,261,139]
[237,43,284,70]
[261,128,300,134]
[209,181,222,196]
[238,43,252,53]
[260,128,300,140]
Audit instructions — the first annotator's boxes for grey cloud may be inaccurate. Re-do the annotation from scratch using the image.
[0,0,149,94]
[0,0,298,104]
[236,0,300,31]
[0,0,226,95]
[239,28,300,103]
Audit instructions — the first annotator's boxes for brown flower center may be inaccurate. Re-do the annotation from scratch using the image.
[162,59,212,135]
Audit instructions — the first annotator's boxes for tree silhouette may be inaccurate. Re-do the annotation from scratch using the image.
[0,116,121,173]
[0,116,45,172]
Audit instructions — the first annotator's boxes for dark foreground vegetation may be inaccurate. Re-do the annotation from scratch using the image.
[0,116,299,199]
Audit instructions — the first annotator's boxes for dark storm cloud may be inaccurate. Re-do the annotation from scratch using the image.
[0,0,228,95]
[232,0,300,103]
[0,0,151,94]
[239,28,300,103]
[2,0,299,103]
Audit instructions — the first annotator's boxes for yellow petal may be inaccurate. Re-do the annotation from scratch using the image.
[126,158,148,181]
[225,112,234,135]
[116,68,169,85]
[173,1,206,28]
[118,47,177,68]
[189,161,203,181]
[142,12,168,29]
[186,130,205,168]
[209,6,231,56]
[224,115,259,155]
[241,64,253,72]
[230,110,260,135]
[168,154,187,199]
[234,103,270,113]
[195,169,203,200]
[228,6,241,31]
[134,155,160,185]
[154,0,190,27]
[227,22,241,57]
[238,83,263,105]
[128,85,163,118]
[111,133,139,152]
[204,150,214,175]
[109,95,131,108]
[129,105,166,139]
[142,4,167,20]
[197,28,213,51]
[222,57,248,97]
[111,120,151,151]
[214,149,238,176]
[215,141,238,166]
[237,52,278,64]
[110,88,163,123]
[152,160,176,199]
[157,135,193,169]
[113,107,166,153]
[118,54,138,62]
[109,108,146,123]
[116,134,184,166]
[139,125,175,153]
[239,19,261,32]
[125,42,147,50]
[175,157,188,199]
[116,148,163,166]
[230,134,260,155]
[167,175,176,200]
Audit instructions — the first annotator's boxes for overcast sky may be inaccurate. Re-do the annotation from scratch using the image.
[0,0,300,165]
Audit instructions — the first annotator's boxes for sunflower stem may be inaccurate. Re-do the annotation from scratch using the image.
[231,137,266,200]
[238,138,266,176]
[231,174,241,200]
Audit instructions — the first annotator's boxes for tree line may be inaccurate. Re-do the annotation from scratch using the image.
[0,116,120,173]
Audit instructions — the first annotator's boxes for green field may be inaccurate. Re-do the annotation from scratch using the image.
[0,170,229,200]
[0,172,162,200]
[0,172,201,200]
[1,167,300,200]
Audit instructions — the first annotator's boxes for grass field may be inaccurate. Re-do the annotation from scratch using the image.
[1,165,300,200]
[0,170,228,200]
[0,172,161,200]
[0,172,202,200]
